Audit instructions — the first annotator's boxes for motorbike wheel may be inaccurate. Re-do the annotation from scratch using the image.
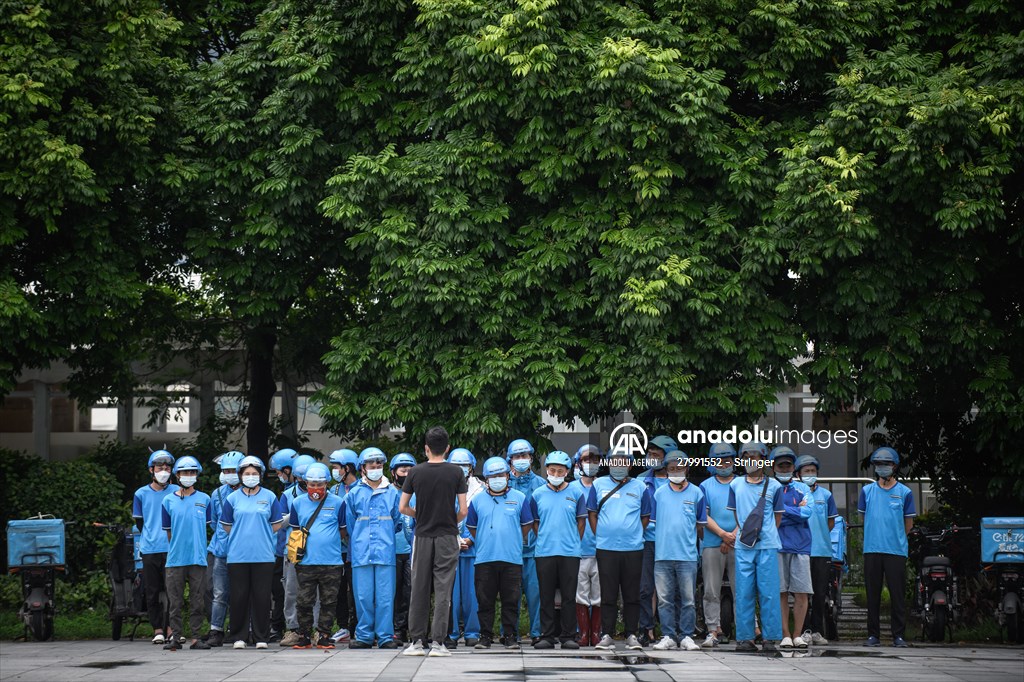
[29,611,53,642]
[927,608,947,643]
[720,593,735,640]
[112,615,124,641]
[825,598,839,642]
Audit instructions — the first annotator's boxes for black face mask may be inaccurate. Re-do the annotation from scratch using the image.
[395,475,407,487]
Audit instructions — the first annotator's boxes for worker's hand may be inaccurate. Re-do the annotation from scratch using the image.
[722,530,736,545]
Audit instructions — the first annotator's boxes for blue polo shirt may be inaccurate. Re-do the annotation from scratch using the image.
[726,476,784,550]
[221,488,287,564]
[467,489,533,565]
[586,477,653,552]
[778,480,813,555]
[344,481,401,567]
[699,476,737,549]
[567,480,597,557]
[530,483,588,558]
[651,482,707,562]
[276,483,302,558]
[640,473,669,542]
[161,490,212,567]
[289,491,345,565]
[858,481,916,556]
[133,483,181,555]
[206,484,237,558]
[807,486,839,558]
[509,470,546,558]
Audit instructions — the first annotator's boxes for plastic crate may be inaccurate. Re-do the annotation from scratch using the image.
[6,518,66,567]
[981,517,1024,564]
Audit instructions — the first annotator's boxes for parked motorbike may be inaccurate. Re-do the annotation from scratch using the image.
[909,524,974,642]
[981,517,1024,644]
[6,515,66,641]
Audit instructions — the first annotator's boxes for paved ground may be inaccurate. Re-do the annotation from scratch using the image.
[1,641,1022,681]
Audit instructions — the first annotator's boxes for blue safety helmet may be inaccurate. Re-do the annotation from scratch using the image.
[869,446,900,466]
[482,456,510,477]
[269,448,298,473]
[218,451,244,471]
[795,454,820,472]
[172,455,202,475]
[238,455,265,474]
[506,438,534,459]
[292,454,316,480]
[574,444,600,462]
[358,447,387,468]
[544,451,573,469]
[649,435,677,454]
[390,453,417,470]
[739,442,768,458]
[304,462,330,484]
[448,448,476,467]
[148,450,174,468]
[708,442,737,458]
[329,448,359,469]
[769,446,797,463]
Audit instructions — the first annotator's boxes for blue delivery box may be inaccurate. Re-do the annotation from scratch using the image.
[981,517,1024,564]
[6,518,66,568]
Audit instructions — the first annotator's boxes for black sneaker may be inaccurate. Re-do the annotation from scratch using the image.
[762,641,778,652]
[190,640,211,650]
[533,638,554,649]
[163,640,180,651]
[465,638,479,648]
[206,630,224,647]
[736,640,757,652]
[292,635,312,649]
[380,640,398,649]
[560,639,580,650]
[444,638,458,649]
[268,630,282,643]
[349,640,372,649]
[638,632,652,647]
[503,636,520,650]
[474,638,492,649]
[530,636,540,647]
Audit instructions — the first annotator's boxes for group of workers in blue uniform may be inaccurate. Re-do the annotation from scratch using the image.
[132,436,915,653]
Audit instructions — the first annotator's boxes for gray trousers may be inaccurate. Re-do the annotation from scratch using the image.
[701,545,737,632]
[284,559,299,630]
[166,564,207,639]
[408,534,460,644]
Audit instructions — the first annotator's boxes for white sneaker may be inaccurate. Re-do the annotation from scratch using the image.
[793,635,808,648]
[810,632,828,645]
[701,633,718,649]
[780,636,794,648]
[402,640,426,656]
[152,633,165,644]
[233,640,246,649]
[428,642,451,657]
[653,636,677,650]
[255,642,268,649]
[681,636,700,651]
[594,634,615,650]
[625,634,643,650]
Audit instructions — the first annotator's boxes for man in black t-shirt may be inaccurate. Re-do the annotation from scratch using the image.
[399,426,468,657]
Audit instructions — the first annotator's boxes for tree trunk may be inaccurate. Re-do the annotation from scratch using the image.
[247,329,277,462]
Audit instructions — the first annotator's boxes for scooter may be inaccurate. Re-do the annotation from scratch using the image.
[6,515,66,641]
[909,524,973,643]
[981,517,1024,644]
[94,522,167,641]
[822,517,852,642]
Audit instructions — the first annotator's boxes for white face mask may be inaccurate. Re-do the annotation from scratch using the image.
[581,463,599,477]
[332,468,343,482]
[242,474,260,489]
[178,475,197,488]
[154,471,171,485]
[460,466,470,478]
[668,474,686,484]
[512,459,531,473]
[277,474,289,485]
[366,469,384,482]
[488,477,508,493]
[548,475,565,487]
[609,466,629,481]
[220,472,239,487]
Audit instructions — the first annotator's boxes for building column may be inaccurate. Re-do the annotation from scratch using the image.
[32,381,51,460]
[117,392,133,445]
[281,382,298,445]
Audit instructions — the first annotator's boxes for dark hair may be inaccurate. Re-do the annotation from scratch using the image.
[425,426,449,456]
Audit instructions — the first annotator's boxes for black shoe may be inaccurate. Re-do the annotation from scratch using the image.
[380,640,398,649]
[464,638,479,647]
[530,637,540,647]
[638,632,652,647]
[736,640,757,652]
[503,636,520,650]
[762,641,778,652]
[474,638,491,649]
[561,639,580,650]
[533,638,554,649]
[268,630,282,643]
[292,635,312,649]
[444,638,458,649]
[190,640,211,650]
[754,632,763,644]
[349,640,372,649]
[163,640,180,651]
[206,630,224,647]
